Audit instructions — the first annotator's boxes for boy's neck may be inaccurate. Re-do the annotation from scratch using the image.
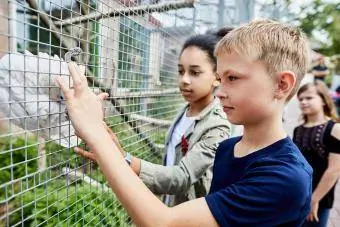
[187,94,214,117]
[235,115,287,158]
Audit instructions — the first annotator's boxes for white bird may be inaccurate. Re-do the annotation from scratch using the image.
[0,50,79,148]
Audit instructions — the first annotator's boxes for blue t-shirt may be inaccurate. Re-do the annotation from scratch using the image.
[205,137,312,227]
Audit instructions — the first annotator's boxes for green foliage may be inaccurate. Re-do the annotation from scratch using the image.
[297,0,340,55]
[117,16,150,90]
[106,115,163,163]
[147,96,182,120]
[0,137,38,195]
[0,137,83,201]
[0,116,164,226]
[89,21,101,78]
[150,129,167,144]
[8,181,130,226]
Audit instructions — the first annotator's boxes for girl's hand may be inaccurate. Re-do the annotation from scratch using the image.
[307,197,319,222]
[75,122,126,162]
[55,62,108,143]
[74,147,98,163]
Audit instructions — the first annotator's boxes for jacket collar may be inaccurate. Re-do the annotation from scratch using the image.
[181,97,220,121]
[165,97,220,145]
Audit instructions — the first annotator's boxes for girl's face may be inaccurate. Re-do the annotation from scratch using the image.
[178,46,218,103]
[298,86,324,117]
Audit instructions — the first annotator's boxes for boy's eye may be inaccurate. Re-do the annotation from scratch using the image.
[228,76,238,81]
[191,71,201,76]
[178,70,184,75]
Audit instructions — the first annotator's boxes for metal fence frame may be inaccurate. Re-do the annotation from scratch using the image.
[0,0,196,226]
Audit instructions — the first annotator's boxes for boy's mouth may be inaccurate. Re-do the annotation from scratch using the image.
[180,88,193,94]
[223,106,234,113]
[180,88,192,92]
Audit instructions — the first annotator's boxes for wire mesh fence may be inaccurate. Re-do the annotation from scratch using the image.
[0,0,197,226]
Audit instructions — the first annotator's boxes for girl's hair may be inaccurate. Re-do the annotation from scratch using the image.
[297,80,339,123]
[180,27,233,71]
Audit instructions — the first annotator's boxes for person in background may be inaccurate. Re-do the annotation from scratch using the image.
[313,57,329,82]
[293,80,340,227]
[75,28,232,206]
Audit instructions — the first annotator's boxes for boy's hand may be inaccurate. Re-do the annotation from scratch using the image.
[74,122,126,163]
[55,62,108,142]
[307,197,319,222]
[102,123,126,156]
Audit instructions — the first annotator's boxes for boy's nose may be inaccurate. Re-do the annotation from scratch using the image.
[216,89,227,100]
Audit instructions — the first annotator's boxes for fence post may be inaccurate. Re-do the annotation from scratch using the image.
[0,0,9,58]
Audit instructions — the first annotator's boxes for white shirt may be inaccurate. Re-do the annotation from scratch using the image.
[166,109,195,166]
[164,109,195,205]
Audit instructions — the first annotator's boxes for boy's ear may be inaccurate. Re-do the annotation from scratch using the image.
[274,71,296,100]
[213,80,220,87]
[213,74,220,87]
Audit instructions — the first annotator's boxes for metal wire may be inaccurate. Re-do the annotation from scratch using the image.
[64,47,83,62]
[0,0,199,226]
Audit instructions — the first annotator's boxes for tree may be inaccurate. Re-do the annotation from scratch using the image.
[296,0,340,56]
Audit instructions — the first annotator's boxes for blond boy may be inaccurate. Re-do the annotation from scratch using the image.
[56,19,312,226]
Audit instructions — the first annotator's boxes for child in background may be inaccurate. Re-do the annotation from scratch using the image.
[75,29,232,206]
[293,80,340,227]
[56,19,312,226]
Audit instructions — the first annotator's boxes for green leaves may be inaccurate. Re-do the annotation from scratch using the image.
[0,116,163,226]
[297,1,340,55]
[9,182,130,226]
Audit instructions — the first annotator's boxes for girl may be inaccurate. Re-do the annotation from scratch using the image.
[75,28,232,206]
[293,80,340,227]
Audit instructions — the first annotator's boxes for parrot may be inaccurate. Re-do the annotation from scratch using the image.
[0,50,79,148]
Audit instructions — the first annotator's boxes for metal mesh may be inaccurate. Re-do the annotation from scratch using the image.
[0,0,197,226]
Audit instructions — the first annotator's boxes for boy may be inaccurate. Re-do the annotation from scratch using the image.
[56,19,312,226]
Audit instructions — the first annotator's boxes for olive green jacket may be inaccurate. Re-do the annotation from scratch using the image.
[139,98,231,206]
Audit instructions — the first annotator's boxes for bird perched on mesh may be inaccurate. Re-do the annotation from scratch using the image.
[0,50,79,147]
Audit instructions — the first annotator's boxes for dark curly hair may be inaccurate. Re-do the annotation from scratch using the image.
[180,27,233,71]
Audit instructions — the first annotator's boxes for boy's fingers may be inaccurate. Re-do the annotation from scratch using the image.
[68,62,83,88]
[68,62,89,96]
[55,77,71,99]
[103,123,117,139]
[97,93,109,102]
[105,124,113,134]
[75,130,81,138]
[102,122,112,134]
[75,63,88,84]
[79,65,86,78]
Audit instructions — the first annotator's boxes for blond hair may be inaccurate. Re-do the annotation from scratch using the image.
[215,19,310,101]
